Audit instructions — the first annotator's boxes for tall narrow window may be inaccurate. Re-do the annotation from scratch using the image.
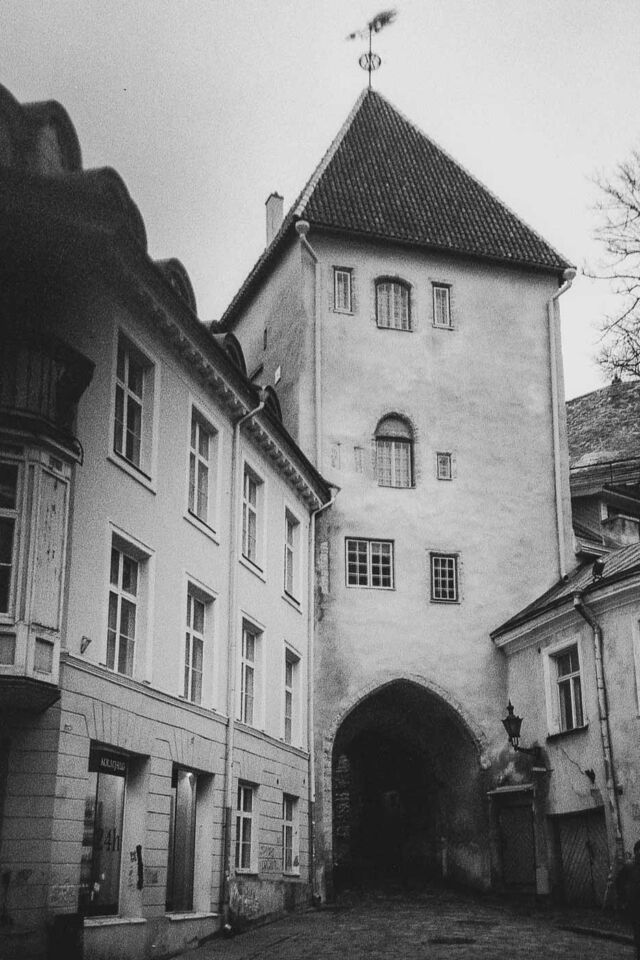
[114,338,144,467]
[282,794,299,874]
[107,545,138,675]
[375,416,413,488]
[432,283,452,328]
[240,622,260,726]
[346,539,394,589]
[184,591,205,704]
[430,553,459,602]
[78,748,127,917]
[333,268,353,313]
[166,767,197,912]
[188,412,214,524]
[0,461,19,615]
[235,783,255,872]
[284,649,299,744]
[375,279,411,330]
[284,511,300,599]
[555,645,584,731]
[242,467,262,565]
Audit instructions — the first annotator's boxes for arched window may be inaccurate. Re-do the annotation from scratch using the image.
[375,279,411,331]
[375,415,413,488]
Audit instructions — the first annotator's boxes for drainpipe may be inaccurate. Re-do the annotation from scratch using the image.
[295,219,323,469]
[220,395,265,928]
[573,592,624,875]
[307,485,339,902]
[547,267,576,579]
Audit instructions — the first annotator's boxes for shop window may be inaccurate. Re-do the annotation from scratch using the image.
[78,748,127,916]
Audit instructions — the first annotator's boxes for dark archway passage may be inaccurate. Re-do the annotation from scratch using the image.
[332,680,489,891]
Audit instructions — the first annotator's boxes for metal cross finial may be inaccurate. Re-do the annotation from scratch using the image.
[346,9,397,89]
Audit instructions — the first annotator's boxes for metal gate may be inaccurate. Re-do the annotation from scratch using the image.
[498,800,536,887]
[553,808,609,906]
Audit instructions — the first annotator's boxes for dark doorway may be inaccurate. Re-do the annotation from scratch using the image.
[332,680,488,892]
[552,808,609,906]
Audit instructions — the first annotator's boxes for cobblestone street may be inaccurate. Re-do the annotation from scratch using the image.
[184,888,634,960]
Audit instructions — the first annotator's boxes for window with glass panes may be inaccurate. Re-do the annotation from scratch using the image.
[375,416,413,488]
[184,591,205,704]
[78,750,126,917]
[107,546,138,675]
[242,468,260,564]
[555,645,584,731]
[188,413,213,523]
[334,268,353,313]
[430,553,458,602]
[240,623,258,725]
[436,452,452,480]
[114,338,145,468]
[433,283,452,328]
[282,794,298,874]
[284,650,298,744]
[235,783,254,871]
[376,280,411,330]
[0,461,19,615]
[346,538,394,588]
[284,511,299,598]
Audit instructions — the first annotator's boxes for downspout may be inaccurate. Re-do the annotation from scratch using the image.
[547,267,576,578]
[295,219,323,468]
[307,485,339,902]
[220,395,265,929]
[573,592,624,877]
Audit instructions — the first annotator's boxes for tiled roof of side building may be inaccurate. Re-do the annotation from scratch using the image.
[566,379,640,468]
[492,541,640,638]
[221,88,571,328]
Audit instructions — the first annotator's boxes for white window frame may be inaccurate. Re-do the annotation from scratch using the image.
[107,543,140,677]
[333,267,353,314]
[239,619,262,727]
[432,283,452,329]
[375,279,411,331]
[543,638,587,735]
[282,794,299,875]
[436,452,453,481]
[633,619,640,715]
[284,509,301,601]
[0,458,21,620]
[241,464,264,569]
[110,331,158,487]
[235,783,257,873]
[345,538,394,589]
[375,438,413,488]
[430,553,459,603]
[284,647,300,745]
[105,526,153,681]
[187,407,218,530]
[184,590,205,705]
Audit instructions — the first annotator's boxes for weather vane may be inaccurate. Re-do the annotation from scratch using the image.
[346,9,397,89]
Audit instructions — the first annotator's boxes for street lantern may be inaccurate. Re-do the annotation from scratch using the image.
[501,701,543,764]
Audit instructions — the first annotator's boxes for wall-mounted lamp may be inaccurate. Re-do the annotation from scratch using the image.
[502,701,543,765]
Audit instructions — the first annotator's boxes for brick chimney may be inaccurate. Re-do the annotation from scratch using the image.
[265,192,283,246]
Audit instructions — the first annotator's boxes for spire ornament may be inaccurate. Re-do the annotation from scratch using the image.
[346,9,397,88]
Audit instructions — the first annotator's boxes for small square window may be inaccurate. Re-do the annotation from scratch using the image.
[430,553,458,602]
[334,268,353,313]
[436,453,452,480]
[346,538,394,589]
[432,284,452,328]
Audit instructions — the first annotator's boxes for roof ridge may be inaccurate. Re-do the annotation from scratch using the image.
[295,88,370,219]
[366,89,572,271]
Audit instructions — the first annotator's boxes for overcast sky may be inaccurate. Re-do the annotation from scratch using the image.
[3,0,639,399]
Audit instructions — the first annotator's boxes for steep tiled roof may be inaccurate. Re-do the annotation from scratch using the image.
[222,88,571,327]
[567,379,640,468]
[492,542,640,637]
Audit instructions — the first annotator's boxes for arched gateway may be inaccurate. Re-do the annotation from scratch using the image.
[325,678,491,893]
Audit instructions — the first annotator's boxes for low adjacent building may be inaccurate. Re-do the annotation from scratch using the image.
[0,83,331,960]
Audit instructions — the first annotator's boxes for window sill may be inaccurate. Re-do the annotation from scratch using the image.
[333,308,353,316]
[239,555,266,582]
[184,510,220,545]
[429,598,460,605]
[166,912,218,922]
[546,724,589,742]
[432,323,455,331]
[374,324,413,333]
[282,592,302,613]
[283,872,301,880]
[346,584,395,591]
[235,870,258,877]
[84,916,147,928]
[107,453,156,494]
